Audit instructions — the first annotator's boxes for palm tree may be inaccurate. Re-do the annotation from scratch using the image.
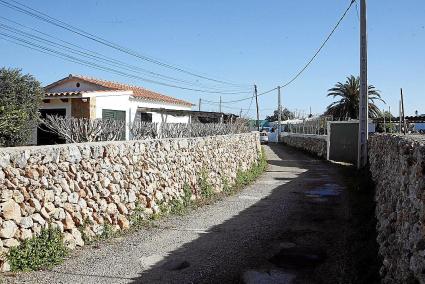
[325,75,384,120]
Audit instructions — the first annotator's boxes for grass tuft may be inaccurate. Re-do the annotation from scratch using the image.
[6,227,68,272]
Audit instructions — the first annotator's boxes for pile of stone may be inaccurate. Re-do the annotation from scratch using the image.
[0,133,261,271]
[369,134,425,283]
[281,134,327,158]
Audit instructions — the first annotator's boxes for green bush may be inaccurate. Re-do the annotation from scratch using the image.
[234,147,267,189]
[199,169,214,199]
[0,68,44,146]
[7,227,68,272]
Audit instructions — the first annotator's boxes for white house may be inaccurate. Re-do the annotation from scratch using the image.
[35,74,193,144]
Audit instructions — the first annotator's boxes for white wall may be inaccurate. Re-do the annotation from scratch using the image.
[43,77,193,142]
[47,78,109,93]
[95,95,192,140]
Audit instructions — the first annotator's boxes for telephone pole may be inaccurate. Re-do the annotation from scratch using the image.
[357,0,368,169]
[399,100,402,134]
[219,96,222,113]
[198,98,201,111]
[255,84,260,131]
[401,88,407,135]
[277,86,282,140]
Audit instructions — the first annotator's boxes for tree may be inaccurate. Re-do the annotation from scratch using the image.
[265,108,295,122]
[324,75,384,120]
[376,111,396,133]
[0,68,43,146]
[43,115,126,143]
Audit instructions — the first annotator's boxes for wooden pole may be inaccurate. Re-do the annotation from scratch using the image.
[277,86,282,140]
[401,88,407,135]
[399,100,402,134]
[383,108,386,133]
[198,98,201,111]
[255,84,260,131]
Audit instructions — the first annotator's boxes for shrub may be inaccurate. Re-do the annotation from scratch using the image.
[199,169,214,199]
[7,227,68,272]
[0,68,43,147]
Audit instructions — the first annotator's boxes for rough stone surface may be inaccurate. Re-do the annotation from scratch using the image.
[281,134,327,158]
[369,134,425,284]
[0,133,260,261]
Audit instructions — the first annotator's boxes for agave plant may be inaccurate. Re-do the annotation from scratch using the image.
[325,75,384,120]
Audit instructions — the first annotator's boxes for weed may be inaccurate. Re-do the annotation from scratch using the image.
[7,227,68,272]
[199,169,214,199]
[222,176,231,195]
[233,147,267,191]
[182,182,193,207]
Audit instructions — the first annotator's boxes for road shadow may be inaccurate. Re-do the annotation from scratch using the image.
[124,144,348,283]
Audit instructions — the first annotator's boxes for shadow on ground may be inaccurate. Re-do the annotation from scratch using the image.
[124,144,379,284]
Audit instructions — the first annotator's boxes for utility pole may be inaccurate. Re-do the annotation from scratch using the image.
[198,98,201,111]
[239,108,242,118]
[383,108,386,133]
[401,88,407,135]
[277,86,282,140]
[399,100,402,134]
[357,0,368,169]
[389,106,391,133]
[254,84,260,131]
[219,96,222,113]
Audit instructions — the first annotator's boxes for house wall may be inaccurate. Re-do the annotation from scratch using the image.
[94,95,191,140]
[71,98,91,119]
[40,78,193,143]
[47,78,110,93]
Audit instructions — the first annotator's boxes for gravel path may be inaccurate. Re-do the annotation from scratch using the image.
[3,144,351,284]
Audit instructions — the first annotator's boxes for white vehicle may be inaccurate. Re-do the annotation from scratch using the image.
[259,131,269,144]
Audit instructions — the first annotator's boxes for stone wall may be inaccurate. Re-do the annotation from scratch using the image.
[281,134,327,158]
[369,134,425,283]
[0,133,261,271]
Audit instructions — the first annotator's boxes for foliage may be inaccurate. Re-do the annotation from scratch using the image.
[129,121,159,140]
[6,227,68,272]
[234,147,267,189]
[0,68,43,146]
[43,115,126,143]
[266,108,295,122]
[324,75,384,120]
[199,169,214,199]
[222,177,231,194]
[159,122,249,139]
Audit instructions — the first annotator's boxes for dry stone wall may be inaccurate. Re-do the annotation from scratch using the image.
[281,134,327,158]
[369,134,425,283]
[0,133,261,271]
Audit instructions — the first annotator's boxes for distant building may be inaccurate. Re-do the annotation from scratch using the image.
[34,74,193,144]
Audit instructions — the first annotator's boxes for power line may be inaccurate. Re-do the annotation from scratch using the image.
[216,0,356,104]
[0,0,250,88]
[0,17,250,93]
[0,31,253,95]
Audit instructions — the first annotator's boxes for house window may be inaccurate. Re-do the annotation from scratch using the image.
[102,109,126,140]
[140,112,152,122]
[76,82,80,88]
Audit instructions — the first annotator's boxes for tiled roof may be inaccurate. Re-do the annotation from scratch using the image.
[45,74,193,107]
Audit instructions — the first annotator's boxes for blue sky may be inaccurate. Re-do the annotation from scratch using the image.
[1,0,424,118]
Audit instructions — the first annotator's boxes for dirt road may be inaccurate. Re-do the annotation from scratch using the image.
[6,144,370,284]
